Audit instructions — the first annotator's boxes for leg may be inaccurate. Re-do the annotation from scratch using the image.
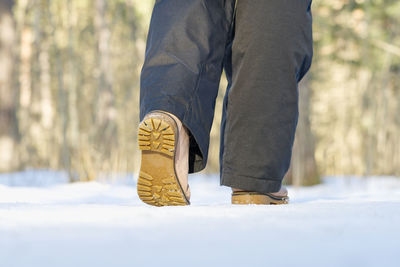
[138,0,235,206]
[140,0,236,173]
[220,0,313,194]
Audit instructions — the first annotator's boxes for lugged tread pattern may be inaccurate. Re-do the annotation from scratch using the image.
[137,171,187,206]
[137,114,188,207]
[138,117,175,156]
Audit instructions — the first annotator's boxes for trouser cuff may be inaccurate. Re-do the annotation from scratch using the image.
[221,171,282,194]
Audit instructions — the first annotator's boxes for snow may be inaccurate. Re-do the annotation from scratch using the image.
[0,171,399,267]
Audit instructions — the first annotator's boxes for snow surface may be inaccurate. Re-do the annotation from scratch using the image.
[0,171,399,267]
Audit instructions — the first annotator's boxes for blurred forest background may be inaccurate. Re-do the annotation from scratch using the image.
[0,0,399,184]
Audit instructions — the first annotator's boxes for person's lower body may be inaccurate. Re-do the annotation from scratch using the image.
[138,0,313,206]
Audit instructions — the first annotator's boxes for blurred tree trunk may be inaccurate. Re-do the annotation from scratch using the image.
[45,1,73,180]
[37,0,55,166]
[85,0,117,179]
[285,75,320,186]
[66,0,80,181]
[0,0,17,171]
[95,0,116,139]
[16,0,34,168]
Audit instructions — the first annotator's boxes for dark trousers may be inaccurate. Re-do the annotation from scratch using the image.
[140,0,313,193]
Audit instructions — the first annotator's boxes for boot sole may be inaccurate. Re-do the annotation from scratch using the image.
[232,192,289,205]
[137,112,189,206]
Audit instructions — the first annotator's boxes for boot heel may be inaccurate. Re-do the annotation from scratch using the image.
[138,116,176,156]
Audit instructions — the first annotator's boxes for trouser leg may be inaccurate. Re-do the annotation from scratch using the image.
[140,0,235,173]
[220,0,314,193]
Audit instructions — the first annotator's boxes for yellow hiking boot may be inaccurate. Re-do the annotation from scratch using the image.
[232,187,289,205]
[137,111,190,206]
